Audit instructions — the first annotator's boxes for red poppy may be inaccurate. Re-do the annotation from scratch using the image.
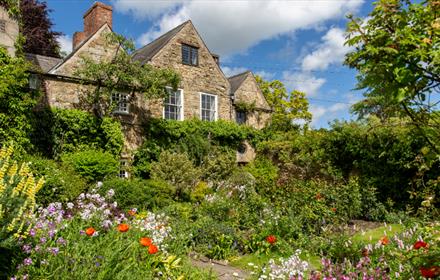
[380,236,389,245]
[420,266,440,278]
[148,244,159,254]
[413,240,429,250]
[140,237,153,247]
[85,227,95,236]
[266,235,277,245]
[117,223,129,232]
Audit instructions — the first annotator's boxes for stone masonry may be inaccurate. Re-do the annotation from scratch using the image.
[0,7,19,57]
[146,21,232,121]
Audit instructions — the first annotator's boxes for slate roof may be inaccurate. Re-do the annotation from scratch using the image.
[132,20,189,64]
[25,53,62,73]
[228,71,251,95]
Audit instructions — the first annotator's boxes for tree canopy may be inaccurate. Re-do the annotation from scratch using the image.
[345,0,440,151]
[256,76,311,130]
[19,0,62,57]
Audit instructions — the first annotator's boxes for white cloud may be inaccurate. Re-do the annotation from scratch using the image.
[113,0,364,56]
[282,71,326,97]
[221,66,248,77]
[310,102,350,125]
[255,71,275,81]
[57,35,72,55]
[301,27,353,71]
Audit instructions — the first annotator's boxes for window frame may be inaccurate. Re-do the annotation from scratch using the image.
[111,92,130,115]
[181,44,199,66]
[199,92,218,122]
[118,159,129,179]
[163,87,184,121]
[236,110,247,125]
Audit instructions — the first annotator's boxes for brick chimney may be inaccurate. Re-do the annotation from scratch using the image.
[72,2,113,50]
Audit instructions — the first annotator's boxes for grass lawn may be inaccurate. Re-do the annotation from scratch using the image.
[229,224,405,273]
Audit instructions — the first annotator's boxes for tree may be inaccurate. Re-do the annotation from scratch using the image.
[19,0,62,57]
[0,47,36,148]
[256,76,312,130]
[345,0,440,151]
[74,33,180,118]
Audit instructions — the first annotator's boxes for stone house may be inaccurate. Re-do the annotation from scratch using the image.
[1,2,272,166]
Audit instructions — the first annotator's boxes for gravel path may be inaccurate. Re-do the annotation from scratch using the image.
[190,256,249,280]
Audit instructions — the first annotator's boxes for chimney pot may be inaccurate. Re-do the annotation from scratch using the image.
[72,2,113,50]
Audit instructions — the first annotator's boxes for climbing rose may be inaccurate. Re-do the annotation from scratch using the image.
[148,244,159,254]
[413,240,428,250]
[140,237,153,247]
[85,227,95,236]
[266,235,277,245]
[117,223,129,232]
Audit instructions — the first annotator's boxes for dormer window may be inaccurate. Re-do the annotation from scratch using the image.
[112,92,129,114]
[182,44,198,66]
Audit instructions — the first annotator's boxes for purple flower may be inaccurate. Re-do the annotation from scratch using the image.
[29,228,36,237]
[22,244,32,254]
[79,230,85,235]
[57,237,67,246]
[47,247,59,255]
[40,237,47,244]
[23,258,32,266]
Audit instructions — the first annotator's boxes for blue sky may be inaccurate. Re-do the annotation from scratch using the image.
[48,0,375,128]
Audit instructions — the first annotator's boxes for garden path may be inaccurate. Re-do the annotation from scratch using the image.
[190,256,249,280]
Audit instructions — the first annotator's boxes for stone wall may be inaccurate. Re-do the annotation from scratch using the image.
[233,73,271,129]
[0,7,18,57]
[147,21,232,121]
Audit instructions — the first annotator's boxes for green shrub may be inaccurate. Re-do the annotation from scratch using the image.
[201,147,237,182]
[26,155,87,205]
[133,118,260,176]
[245,157,279,196]
[31,109,123,158]
[190,181,212,203]
[150,151,201,199]
[100,178,175,210]
[61,149,118,182]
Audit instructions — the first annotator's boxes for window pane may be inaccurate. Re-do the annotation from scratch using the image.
[182,45,190,64]
[201,94,216,121]
[164,89,182,120]
[191,48,198,65]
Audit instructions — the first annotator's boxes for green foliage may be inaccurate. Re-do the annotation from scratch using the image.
[190,181,212,203]
[74,33,180,118]
[100,178,175,210]
[256,75,311,130]
[322,118,439,210]
[234,101,256,113]
[26,155,87,206]
[244,157,279,196]
[61,149,118,182]
[0,146,43,240]
[134,118,258,176]
[150,151,201,199]
[201,147,237,182]
[0,48,37,150]
[345,0,440,152]
[31,108,123,158]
